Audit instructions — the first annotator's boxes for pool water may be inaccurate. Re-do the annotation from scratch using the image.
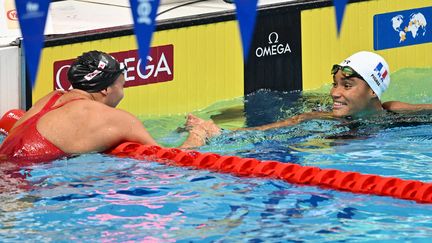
[1,90,432,242]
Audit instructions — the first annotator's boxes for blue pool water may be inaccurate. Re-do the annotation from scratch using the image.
[1,91,432,242]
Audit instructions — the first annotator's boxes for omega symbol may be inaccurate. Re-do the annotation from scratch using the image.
[268,32,279,44]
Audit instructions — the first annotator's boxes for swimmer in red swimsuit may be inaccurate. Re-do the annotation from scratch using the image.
[0,92,83,162]
[0,50,220,163]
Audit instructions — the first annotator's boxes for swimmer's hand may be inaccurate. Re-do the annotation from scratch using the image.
[179,114,222,148]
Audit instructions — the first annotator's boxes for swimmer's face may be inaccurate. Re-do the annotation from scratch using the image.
[106,74,125,107]
[330,70,377,117]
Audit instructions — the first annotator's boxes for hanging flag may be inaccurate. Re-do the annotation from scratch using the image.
[333,0,348,36]
[15,0,50,89]
[129,0,160,71]
[234,0,259,60]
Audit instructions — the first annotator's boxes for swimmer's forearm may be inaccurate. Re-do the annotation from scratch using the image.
[235,118,300,131]
[383,101,432,112]
[235,112,332,131]
[179,129,207,149]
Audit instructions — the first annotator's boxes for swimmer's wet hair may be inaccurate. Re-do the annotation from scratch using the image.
[67,50,125,93]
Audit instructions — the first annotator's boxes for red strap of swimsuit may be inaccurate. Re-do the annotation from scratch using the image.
[40,92,64,113]
[51,95,86,109]
[43,92,86,111]
[14,92,85,128]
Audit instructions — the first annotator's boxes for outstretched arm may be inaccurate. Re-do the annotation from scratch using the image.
[177,112,329,148]
[110,111,220,149]
[383,101,432,113]
[236,111,331,131]
[107,110,331,151]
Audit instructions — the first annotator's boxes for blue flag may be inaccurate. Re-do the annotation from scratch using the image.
[129,0,160,71]
[234,0,259,60]
[333,0,348,36]
[15,0,50,89]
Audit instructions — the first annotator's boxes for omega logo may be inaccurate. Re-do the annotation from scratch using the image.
[53,45,174,90]
[268,32,279,44]
[256,31,292,58]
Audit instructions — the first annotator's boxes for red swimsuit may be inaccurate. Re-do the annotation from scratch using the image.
[0,92,81,163]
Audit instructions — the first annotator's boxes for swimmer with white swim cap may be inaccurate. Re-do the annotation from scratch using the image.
[240,51,432,130]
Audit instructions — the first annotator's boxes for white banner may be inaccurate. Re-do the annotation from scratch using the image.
[0,0,20,37]
[0,0,53,38]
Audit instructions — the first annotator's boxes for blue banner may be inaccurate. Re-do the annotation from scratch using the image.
[374,7,432,50]
[333,0,348,36]
[129,0,160,71]
[234,0,258,60]
[15,0,50,89]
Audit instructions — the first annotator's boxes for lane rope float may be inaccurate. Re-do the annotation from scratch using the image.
[0,109,25,135]
[107,142,432,203]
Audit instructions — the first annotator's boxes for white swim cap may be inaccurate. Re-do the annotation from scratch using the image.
[339,51,391,100]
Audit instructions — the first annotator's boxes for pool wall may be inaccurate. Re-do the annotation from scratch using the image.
[31,0,431,117]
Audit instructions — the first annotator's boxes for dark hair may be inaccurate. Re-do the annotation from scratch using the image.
[67,51,124,93]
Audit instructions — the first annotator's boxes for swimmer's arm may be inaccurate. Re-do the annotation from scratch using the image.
[178,129,207,149]
[111,110,159,146]
[383,101,432,113]
[235,112,330,131]
[109,110,209,149]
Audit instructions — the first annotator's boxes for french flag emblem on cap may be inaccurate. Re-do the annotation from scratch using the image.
[374,62,388,82]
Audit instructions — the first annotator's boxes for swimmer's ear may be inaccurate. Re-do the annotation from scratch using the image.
[370,89,378,98]
[100,88,109,96]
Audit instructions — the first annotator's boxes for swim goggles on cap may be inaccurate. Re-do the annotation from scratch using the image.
[331,64,364,80]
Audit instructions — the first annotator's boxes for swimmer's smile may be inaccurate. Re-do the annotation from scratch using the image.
[333,101,347,110]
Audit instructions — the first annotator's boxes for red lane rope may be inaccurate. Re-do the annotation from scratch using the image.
[107,142,432,203]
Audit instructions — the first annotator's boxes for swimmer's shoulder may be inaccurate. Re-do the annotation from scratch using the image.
[13,91,62,127]
[28,91,63,112]
[81,102,139,124]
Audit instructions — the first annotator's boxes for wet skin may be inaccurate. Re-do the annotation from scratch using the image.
[330,70,380,118]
